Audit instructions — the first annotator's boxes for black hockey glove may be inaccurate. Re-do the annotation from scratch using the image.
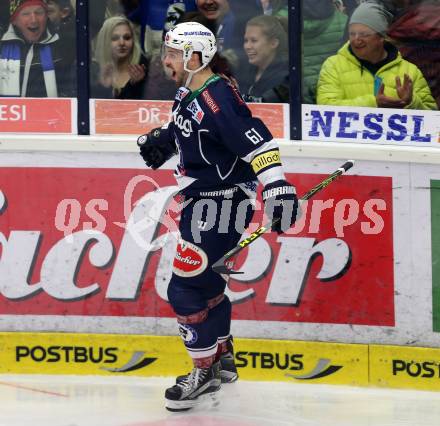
[137,127,176,170]
[262,180,298,234]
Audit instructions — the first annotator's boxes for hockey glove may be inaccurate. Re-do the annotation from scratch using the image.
[138,127,176,170]
[262,180,298,234]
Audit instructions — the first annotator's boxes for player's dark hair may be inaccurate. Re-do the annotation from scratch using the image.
[210,53,234,78]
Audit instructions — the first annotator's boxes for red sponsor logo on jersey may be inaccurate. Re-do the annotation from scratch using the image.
[230,83,246,106]
[195,110,204,124]
[186,99,205,124]
[201,90,220,113]
[173,240,208,277]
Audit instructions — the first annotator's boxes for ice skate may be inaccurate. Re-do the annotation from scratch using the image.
[165,361,221,412]
[176,339,238,385]
[218,350,238,383]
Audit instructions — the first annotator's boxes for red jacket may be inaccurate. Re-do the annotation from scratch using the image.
[388,2,440,108]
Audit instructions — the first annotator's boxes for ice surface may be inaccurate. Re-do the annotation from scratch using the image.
[1,374,440,426]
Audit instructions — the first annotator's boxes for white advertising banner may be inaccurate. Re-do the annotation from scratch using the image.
[302,104,440,147]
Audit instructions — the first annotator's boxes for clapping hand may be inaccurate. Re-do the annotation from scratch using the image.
[395,74,413,106]
[128,64,146,84]
[376,74,413,108]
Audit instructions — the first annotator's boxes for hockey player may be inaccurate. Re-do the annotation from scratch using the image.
[138,22,298,411]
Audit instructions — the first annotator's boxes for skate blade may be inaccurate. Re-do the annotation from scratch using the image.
[165,390,221,412]
[220,371,238,383]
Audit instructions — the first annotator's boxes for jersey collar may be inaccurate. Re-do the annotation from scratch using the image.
[185,74,221,103]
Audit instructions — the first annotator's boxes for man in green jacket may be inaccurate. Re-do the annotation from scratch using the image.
[317,2,436,110]
[302,0,347,104]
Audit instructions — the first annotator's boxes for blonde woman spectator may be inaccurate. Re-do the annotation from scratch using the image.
[91,16,149,99]
[239,15,289,102]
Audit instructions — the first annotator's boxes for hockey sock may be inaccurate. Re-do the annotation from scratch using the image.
[177,294,232,367]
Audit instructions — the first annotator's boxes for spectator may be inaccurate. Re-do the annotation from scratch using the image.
[195,0,232,54]
[260,0,288,17]
[333,0,347,13]
[359,0,416,18]
[47,0,74,31]
[239,15,289,102]
[195,0,263,52]
[317,2,437,109]
[303,0,347,104]
[183,0,262,73]
[46,0,75,63]
[342,1,418,40]
[127,1,197,56]
[0,0,75,97]
[179,11,236,76]
[387,0,440,108]
[0,2,9,37]
[91,16,149,99]
[344,0,363,16]
[89,0,129,42]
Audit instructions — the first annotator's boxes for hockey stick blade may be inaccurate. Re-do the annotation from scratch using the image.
[212,160,354,275]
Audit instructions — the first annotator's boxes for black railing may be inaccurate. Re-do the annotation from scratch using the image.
[76,0,91,135]
[289,0,301,140]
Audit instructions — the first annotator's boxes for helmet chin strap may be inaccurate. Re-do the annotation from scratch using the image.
[184,71,194,88]
[184,60,207,88]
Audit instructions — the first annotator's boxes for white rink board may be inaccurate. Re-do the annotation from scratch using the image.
[302,104,440,147]
[0,138,439,347]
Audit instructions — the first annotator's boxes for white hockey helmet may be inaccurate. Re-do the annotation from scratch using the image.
[164,22,217,74]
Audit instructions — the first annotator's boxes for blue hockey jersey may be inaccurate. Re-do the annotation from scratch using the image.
[164,75,280,194]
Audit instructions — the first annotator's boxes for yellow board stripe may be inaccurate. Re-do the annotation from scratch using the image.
[251,149,281,174]
[370,345,440,391]
[0,333,366,385]
[1,332,440,391]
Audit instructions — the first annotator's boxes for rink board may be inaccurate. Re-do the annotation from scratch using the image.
[370,345,440,391]
[2,332,438,391]
[0,333,367,386]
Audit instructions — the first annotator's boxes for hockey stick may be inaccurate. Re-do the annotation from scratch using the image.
[211,160,355,275]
